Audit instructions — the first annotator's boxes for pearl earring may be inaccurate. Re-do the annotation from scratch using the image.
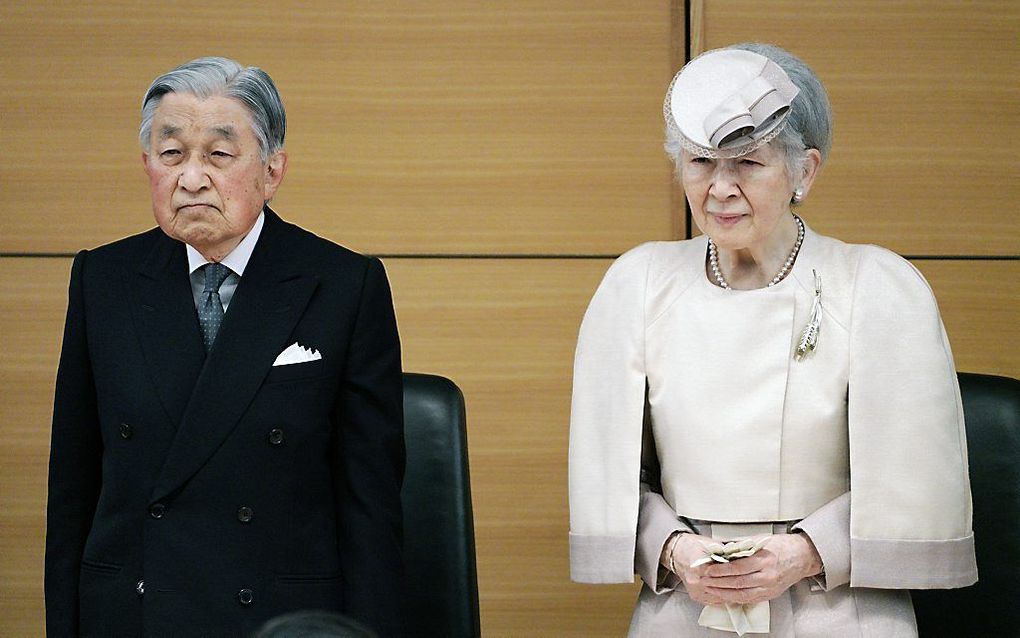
[792,187,805,204]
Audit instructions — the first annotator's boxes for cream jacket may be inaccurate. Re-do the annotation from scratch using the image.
[568,226,977,588]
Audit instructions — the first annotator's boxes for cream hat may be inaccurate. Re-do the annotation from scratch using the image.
[665,48,799,158]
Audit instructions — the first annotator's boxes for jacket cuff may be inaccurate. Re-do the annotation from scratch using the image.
[791,492,851,590]
[569,532,635,583]
[850,533,978,588]
[636,489,693,594]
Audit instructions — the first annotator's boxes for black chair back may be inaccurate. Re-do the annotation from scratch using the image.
[401,373,481,637]
[912,372,1020,636]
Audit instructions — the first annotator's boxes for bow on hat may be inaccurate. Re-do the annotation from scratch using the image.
[703,59,799,149]
[665,49,801,158]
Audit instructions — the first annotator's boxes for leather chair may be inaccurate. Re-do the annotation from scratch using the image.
[912,372,1020,636]
[401,373,481,637]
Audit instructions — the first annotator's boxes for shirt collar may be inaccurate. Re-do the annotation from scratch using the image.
[186,211,265,276]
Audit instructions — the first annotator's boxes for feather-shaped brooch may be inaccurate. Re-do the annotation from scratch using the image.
[795,270,822,361]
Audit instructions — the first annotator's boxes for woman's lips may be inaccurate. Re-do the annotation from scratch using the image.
[710,213,745,227]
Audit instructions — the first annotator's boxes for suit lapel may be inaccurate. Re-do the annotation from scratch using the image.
[132,233,206,430]
[151,211,319,503]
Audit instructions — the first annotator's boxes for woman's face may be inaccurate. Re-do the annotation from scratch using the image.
[681,143,799,252]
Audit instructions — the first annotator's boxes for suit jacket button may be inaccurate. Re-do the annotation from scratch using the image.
[237,588,254,606]
[268,428,284,446]
[119,423,133,439]
[149,503,166,519]
[136,580,145,596]
[237,506,254,523]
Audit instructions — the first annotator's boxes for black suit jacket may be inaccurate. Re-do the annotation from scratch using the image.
[45,209,405,637]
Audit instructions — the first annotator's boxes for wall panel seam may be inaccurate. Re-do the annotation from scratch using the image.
[2,253,1018,261]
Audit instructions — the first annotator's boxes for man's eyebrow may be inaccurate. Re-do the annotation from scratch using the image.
[157,124,237,142]
[211,125,236,140]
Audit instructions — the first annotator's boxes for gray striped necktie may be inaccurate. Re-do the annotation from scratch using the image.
[198,263,232,352]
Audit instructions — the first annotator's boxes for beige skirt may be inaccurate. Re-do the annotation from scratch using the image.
[628,521,917,638]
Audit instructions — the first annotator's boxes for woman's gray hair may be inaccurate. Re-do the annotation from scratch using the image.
[139,56,286,163]
[665,43,833,178]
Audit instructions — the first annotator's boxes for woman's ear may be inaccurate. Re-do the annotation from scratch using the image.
[795,148,823,200]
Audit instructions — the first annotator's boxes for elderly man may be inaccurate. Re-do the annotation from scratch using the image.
[45,57,404,637]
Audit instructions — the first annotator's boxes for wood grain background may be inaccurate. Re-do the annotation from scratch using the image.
[1,1,1016,635]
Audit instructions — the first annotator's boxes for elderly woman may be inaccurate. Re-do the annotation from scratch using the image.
[568,44,977,637]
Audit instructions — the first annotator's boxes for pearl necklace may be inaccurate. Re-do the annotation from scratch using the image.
[708,214,805,290]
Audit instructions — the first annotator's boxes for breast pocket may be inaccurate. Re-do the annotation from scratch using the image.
[264,359,327,384]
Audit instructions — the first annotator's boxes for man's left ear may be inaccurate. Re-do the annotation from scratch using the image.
[263,150,289,201]
[794,148,823,200]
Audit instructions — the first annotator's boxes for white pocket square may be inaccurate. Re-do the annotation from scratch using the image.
[273,342,322,366]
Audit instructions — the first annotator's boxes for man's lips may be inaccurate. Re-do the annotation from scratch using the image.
[176,203,217,212]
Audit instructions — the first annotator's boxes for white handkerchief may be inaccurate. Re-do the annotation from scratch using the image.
[272,342,322,366]
[698,602,770,636]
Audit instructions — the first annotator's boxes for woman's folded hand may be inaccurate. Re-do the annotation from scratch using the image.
[665,532,823,605]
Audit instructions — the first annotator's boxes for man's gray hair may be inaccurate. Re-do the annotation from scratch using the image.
[666,43,833,178]
[139,57,286,162]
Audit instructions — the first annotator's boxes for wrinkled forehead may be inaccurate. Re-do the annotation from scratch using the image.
[150,93,254,143]
[665,49,798,159]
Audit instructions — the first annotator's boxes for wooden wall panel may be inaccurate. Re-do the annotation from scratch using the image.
[0,1,678,256]
[385,258,641,635]
[913,260,1020,378]
[693,0,1019,256]
[0,259,67,636]
[2,256,1015,635]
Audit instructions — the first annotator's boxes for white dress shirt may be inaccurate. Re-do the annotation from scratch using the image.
[185,212,265,312]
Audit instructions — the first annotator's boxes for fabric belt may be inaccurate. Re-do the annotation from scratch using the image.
[685,519,795,539]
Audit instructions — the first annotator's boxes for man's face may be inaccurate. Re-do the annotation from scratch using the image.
[142,92,287,261]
